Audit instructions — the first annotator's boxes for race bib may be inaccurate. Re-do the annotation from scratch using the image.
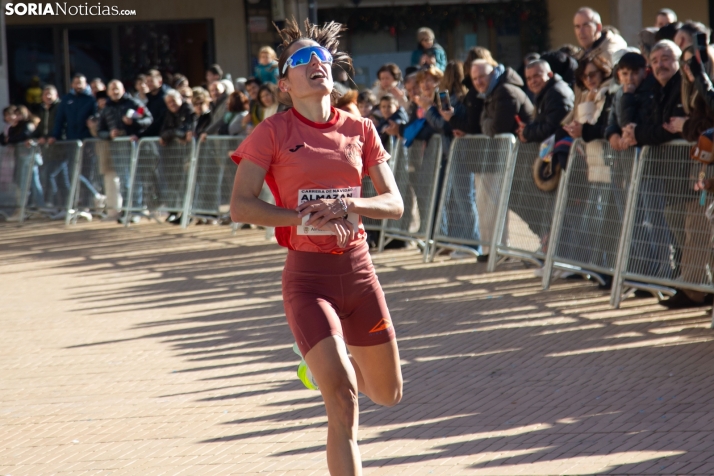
[297,187,361,235]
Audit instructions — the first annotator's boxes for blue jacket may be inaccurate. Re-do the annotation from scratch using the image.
[410,43,447,71]
[51,88,97,140]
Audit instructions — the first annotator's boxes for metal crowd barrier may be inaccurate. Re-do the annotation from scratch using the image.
[378,135,442,260]
[68,137,134,224]
[185,136,241,227]
[429,134,516,268]
[490,141,558,270]
[124,137,195,224]
[611,141,712,308]
[0,141,37,223]
[542,140,638,288]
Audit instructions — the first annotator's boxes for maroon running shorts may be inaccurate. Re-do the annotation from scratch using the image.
[282,241,396,357]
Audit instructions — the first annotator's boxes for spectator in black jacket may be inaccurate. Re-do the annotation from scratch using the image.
[99,80,153,223]
[160,89,194,145]
[473,60,534,136]
[98,80,153,140]
[142,69,168,137]
[459,47,497,135]
[605,52,648,150]
[620,40,684,147]
[375,94,408,146]
[655,46,714,308]
[519,60,575,143]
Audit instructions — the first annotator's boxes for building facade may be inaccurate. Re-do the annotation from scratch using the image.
[4,0,711,103]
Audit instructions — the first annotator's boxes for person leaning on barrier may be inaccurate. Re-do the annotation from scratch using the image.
[472,59,533,136]
[518,60,574,143]
[460,47,498,135]
[98,80,153,141]
[50,73,96,145]
[191,87,212,138]
[620,40,685,148]
[561,56,616,143]
[141,69,169,139]
[160,89,195,146]
[605,52,647,150]
[651,47,714,308]
[662,46,714,140]
[201,80,229,140]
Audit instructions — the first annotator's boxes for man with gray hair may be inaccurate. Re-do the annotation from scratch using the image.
[573,7,627,64]
[621,39,684,146]
[519,60,574,143]
[472,59,533,136]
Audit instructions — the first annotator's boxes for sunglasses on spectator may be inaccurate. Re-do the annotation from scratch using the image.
[281,46,333,76]
[582,70,601,80]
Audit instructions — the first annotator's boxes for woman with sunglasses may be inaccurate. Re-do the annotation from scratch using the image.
[230,19,404,475]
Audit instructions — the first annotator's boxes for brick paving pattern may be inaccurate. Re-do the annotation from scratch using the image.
[1,221,714,475]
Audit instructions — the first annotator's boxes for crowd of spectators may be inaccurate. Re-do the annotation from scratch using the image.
[3,6,714,309]
[344,7,714,309]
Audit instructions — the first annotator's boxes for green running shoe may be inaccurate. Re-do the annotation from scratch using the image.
[292,343,318,390]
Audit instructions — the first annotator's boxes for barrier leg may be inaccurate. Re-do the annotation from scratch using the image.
[542,145,576,289]
[610,148,645,308]
[181,140,198,229]
[487,141,517,273]
[17,148,35,224]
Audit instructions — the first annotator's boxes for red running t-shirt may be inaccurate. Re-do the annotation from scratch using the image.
[231,107,390,253]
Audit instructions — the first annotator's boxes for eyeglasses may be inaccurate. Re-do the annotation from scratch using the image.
[582,70,601,81]
[281,46,333,76]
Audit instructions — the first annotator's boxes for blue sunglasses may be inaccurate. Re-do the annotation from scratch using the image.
[281,46,333,76]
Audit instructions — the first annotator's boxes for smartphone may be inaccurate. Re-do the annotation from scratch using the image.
[438,91,451,111]
[695,32,709,66]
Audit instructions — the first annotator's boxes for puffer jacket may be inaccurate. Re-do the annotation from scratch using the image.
[627,71,684,146]
[160,101,195,142]
[522,74,574,143]
[97,94,153,139]
[481,67,534,136]
[32,100,60,139]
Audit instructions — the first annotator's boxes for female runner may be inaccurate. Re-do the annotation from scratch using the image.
[229,19,404,475]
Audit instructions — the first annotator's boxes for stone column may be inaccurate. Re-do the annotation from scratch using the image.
[609,0,642,46]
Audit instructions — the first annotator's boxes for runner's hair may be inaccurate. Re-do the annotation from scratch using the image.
[274,18,354,105]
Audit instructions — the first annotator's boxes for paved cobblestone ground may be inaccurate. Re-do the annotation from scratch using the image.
[2,221,714,475]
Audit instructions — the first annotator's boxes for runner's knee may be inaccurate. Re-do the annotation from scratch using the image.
[323,380,359,429]
[370,381,402,407]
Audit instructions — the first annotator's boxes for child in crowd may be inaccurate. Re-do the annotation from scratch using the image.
[605,52,648,150]
[376,94,408,146]
[254,46,279,85]
[357,90,378,119]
